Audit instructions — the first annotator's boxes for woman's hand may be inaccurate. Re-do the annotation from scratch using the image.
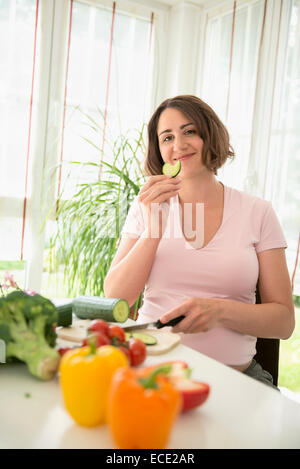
[138,174,181,238]
[159,297,222,333]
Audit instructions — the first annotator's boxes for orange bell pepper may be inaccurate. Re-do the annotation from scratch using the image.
[107,364,182,449]
[59,344,128,427]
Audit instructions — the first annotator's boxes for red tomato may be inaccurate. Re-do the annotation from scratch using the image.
[58,347,71,357]
[89,319,110,337]
[82,332,110,348]
[117,345,131,363]
[128,338,147,367]
[108,325,126,343]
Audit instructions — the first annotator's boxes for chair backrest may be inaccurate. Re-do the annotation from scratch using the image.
[253,287,280,386]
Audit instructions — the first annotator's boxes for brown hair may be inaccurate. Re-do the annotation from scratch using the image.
[144,95,235,176]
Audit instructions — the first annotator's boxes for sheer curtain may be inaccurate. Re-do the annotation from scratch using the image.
[0,0,40,263]
[198,0,300,294]
[0,0,155,291]
[267,0,300,294]
[199,0,265,191]
[58,1,154,200]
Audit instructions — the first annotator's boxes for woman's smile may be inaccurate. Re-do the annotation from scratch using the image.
[176,152,195,161]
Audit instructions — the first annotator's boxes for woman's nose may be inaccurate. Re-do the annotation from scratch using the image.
[173,134,187,151]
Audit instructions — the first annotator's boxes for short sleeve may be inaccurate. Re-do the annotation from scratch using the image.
[121,196,145,238]
[255,202,287,253]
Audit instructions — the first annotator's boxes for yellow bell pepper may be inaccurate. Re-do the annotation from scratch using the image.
[59,344,128,427]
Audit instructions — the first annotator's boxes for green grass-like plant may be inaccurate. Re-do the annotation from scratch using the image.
[48,118,146,309]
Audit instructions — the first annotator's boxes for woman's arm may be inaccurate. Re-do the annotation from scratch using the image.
[103,234,161,307]
[104,175,181,306]
[160,248,295,339]
[220,248,295,339]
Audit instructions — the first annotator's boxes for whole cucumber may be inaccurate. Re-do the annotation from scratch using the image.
[73,296,129,323]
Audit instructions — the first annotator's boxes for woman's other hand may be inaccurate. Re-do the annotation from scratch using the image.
[159,297,222,333]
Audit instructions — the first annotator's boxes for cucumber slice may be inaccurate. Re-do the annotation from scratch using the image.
[162,160,181,177]
[73,297,129,323]
[125,331,157,346]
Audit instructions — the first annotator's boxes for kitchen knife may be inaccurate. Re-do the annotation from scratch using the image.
[123,315,185,332]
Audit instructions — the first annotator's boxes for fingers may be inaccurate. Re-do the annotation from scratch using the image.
[141,174,172,186]
[159,299,191,324]
[144,188,180,205]
[139,175,181,205]
[140,174,173,192]
[160,298,212,333]
[139,176,180,198]
[173,315,205,333]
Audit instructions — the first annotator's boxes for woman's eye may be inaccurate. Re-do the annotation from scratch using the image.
[185,129,196,135]
[163,135,173,143]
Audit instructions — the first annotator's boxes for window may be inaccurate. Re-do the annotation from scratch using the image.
[199,0,265,191]
[0,0,156,294]
[267,0,300,293]
[0,0,39,264]
[59,1,154,199]
[0,0,40,289]
[198,0,300,294]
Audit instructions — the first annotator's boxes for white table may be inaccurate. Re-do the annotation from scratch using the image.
[1,340,300,449]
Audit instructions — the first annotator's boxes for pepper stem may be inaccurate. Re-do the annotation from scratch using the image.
[89,339,97,355]
[138,364,172,389]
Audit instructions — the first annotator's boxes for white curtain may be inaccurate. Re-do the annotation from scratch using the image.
[58,1,154,200]
[199,0,300,294]
[0,0,39,261]
[0,0,155,291]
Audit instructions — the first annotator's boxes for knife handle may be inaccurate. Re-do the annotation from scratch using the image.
[156,315,185,329]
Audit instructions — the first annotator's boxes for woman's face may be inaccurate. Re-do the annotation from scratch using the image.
[157,107,205,177]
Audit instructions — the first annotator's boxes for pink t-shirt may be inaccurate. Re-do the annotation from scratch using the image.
[121,185,287,365]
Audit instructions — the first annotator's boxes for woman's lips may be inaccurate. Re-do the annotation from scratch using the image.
[177,153,194,161]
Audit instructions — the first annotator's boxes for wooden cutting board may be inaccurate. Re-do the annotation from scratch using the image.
[56,320,92,343]
[56,321,181,355]
[131,328,181,355]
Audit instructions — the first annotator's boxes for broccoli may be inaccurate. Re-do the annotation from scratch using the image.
[0,291,60,380]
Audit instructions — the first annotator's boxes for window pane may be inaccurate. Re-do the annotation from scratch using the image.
[268,0,300,294]
[59,1,154,200]
[0,0,39,261]
[199,0,265,190]
[0,0,38,198]
[0,260,26,291]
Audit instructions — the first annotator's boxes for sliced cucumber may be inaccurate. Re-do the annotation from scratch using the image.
[73,297,129,323]
[162,160,181,177]
[125,331,157,346]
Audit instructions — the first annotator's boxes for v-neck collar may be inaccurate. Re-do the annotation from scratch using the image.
[172,183,227,250]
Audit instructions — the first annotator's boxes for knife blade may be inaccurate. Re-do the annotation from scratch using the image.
[123,315,185,332]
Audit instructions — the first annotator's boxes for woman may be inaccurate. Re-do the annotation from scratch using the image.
[104,95,295,387]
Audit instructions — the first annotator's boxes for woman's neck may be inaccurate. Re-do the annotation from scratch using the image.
[178,170,223,206]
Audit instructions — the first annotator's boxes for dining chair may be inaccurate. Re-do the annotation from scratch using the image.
[253,287,280,386]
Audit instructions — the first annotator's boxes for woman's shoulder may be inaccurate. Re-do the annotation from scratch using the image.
[225,185,270,212]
